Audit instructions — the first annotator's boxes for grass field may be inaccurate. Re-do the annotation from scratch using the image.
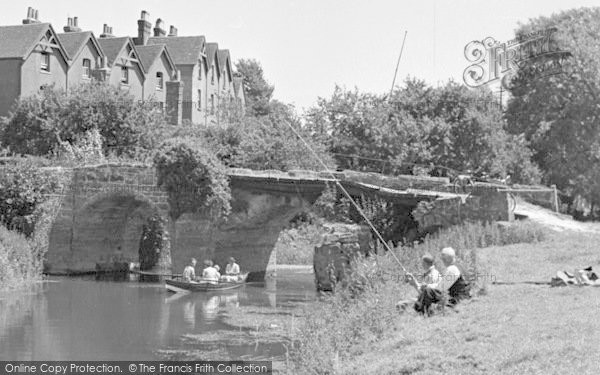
[339,230,600,374]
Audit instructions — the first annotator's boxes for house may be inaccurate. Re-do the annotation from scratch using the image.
[217,49,234,98]
[0,8,69,117]
[97,30,145,100]
[204,42,222,122]
[142,12,207,124]
[57,17,106,89]
[136,42,180,121]
[233,76,246,112]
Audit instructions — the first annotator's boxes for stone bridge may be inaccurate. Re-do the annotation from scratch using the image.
[44,163,513,279]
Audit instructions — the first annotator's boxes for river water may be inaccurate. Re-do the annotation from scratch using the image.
[0,268,316,360]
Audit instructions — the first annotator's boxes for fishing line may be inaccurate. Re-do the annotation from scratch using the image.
[283,122,409,274]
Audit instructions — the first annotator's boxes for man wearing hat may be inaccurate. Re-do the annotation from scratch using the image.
[413,247,471,315]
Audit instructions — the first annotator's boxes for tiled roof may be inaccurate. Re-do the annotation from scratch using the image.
[147,36,205,65]
[136,44,163,71]
[57,31,103,61]
[205,42,218,68]
[217,49,230,73]
[97,37,129,66]
[0,23,55,59]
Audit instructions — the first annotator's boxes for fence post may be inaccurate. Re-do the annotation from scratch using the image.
[551,184,559,213]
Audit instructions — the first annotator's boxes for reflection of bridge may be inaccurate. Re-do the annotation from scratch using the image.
[45,164,512,278]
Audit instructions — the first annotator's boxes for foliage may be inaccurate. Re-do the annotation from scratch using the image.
[0,82,169,158]
[235,59,275,117]
[0,225,39,290]
[138,214,169,270]
[154,138,231,221]
[54,128,105,166]
[0,158,65,235]
[505,7,600,212]
[306,81,541,183]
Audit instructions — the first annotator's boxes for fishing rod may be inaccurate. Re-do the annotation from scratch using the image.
[283,122,409,274]
[389,30,408,101]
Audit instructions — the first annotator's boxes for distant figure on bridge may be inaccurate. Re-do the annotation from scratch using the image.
[182,258,197,283]
[201,260,220,285]
[222,257,241,282]
[413,247,471,316]
[396,254,440,311]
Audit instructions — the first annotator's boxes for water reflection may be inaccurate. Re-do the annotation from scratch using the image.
[0,268,315,360]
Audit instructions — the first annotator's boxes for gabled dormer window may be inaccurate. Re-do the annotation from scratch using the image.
[156,72,164,90]
[41,52,50,72]
[82,59,91,78]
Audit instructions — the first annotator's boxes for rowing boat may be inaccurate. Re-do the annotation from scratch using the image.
[165,273,249,293]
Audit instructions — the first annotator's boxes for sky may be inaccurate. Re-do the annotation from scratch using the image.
[1,0,599,112]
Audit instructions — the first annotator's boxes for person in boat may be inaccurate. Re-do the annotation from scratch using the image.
[201,260,220,285]
[226,257,240,276]
[413,247,471,316]
[396,254,440,310]
[213,264,221,278]
[182,258,198,282]
[221,257,241,282]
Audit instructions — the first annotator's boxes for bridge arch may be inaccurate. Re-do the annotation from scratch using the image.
[48,190,169,273]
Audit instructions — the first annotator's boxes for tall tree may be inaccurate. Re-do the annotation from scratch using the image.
[505,7,600,209]
[235,59,275,117]
[307,80,540,182]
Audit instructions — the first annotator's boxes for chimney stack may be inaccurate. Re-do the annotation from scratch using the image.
[134,10,152,45]
[22,7,41,24]
[99,24,114,38]
[154,18,166,37]
[63,16,82,32]
[168,25,178,37]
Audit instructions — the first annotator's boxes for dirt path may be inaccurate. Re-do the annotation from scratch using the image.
[514,201,600,232]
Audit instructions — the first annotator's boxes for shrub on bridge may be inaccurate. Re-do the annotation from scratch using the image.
[154,138,231,221]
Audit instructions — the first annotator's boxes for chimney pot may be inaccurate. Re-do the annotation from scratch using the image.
[74,17,78,27]
[34,9,39,20]
[141,10,149,21]
[27,7,33,19]
[169,25,178,37]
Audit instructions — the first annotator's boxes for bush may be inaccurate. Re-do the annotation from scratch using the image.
[0,225,39,290]
[0,158,66,235]
[154,138,231,221]
[1,82,169,158]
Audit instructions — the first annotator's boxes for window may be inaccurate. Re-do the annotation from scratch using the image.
[211,66,215,85]
[197,89,202,110]
[82,59,91,78]
[156,72,164,90]
[41,52,50,72]
[198,61,202,80]
[120,66,129,84]
[210,94,215,114]
[223,70,227,89]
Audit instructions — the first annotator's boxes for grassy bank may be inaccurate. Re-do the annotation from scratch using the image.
[289,222,600,374]
[289,220,550,374]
